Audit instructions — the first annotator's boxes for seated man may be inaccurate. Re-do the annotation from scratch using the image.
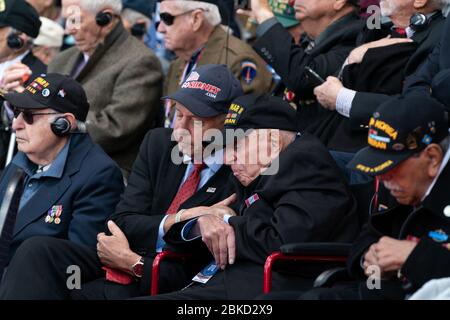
[313,0,446,152]
[0,73,123,269]
[139,94,359,300]
[0,64,243,299]
[247,0,363,131]
[300,93,450,300]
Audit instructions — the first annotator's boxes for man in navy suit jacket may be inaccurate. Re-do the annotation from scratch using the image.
[404,13,450,109]
[0,73,124,263]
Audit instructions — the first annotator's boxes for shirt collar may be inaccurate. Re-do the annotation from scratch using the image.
[13,136,72,179]
[182,147,223,174]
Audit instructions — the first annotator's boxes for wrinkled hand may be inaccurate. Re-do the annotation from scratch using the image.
[363,236,417,278]
[348,37,413,64]
[314,76,343,110]
[197,214,236,270]
[237,0,274,24]
[0,63,32,93]
[97,221,140,273]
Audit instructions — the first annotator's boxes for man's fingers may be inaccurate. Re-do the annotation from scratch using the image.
[107,220,124,238]
[218,232,228,269]
[226,228,236,265]
[4,81,21,91]
[216,193,236,207]
[236,9,255,20]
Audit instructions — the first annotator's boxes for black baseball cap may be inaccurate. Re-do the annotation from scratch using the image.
[1,73,90,121]
[348,93,449,176]
[122,0,155,18]
[0,0,41,38]
[163,64,244,118]
[224,94,298,133]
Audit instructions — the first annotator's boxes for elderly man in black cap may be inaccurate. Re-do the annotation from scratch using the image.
[291,93,450,300]
[0,0,45,85]
[0,73,123,280]
[0,0,46,169]
[134,93,358,300]
[0,64,245,299]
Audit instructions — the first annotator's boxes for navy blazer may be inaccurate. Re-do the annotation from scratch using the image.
[0,134,124,262]
[405,15,450,91]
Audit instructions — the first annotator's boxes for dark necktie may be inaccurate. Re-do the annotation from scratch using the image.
[0,169,24,278]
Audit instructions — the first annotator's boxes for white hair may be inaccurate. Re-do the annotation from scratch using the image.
[431,0,450,14]
[172,0,221,27]
[80,0,122,15]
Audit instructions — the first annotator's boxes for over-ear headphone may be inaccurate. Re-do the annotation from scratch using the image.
[409,11,440,32]
[95,11,113,27]
[131,22,147,38]
[7,33,24,49]
[50,117,72,136]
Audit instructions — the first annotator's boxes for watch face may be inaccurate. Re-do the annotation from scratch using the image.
[133,262,144,278]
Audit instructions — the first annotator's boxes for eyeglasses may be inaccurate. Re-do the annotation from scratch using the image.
[13,109,60,125]
[159,8,206,26]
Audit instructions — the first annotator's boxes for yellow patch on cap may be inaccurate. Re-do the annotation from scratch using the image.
[356,160,394,174]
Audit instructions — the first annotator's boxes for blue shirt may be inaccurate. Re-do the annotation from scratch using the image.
[12,137,71,210]
[156,149,223,251]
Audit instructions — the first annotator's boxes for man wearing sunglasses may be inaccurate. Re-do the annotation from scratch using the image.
[1,0,163,180]
[160,0,272,128]
[0,73,123,268]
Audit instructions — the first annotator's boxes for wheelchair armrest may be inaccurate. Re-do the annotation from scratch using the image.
[313,267,351,288]
[151,250,191,296]
[280,242,352,256]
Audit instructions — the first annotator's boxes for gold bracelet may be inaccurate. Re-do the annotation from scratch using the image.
[175,209,186,223]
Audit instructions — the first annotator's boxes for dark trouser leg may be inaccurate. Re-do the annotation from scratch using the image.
[0,236,102,299]
[70,278,141,300]
[133,273,228,300]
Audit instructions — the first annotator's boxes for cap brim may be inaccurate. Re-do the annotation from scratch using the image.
[162,91,221,118]
[347,146,413,176]
[3,92,48,109]
[275,16,300,28]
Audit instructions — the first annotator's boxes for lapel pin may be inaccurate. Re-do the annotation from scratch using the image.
[206,187,216,193]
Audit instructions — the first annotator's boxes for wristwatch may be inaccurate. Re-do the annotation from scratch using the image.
[131,257,145,278]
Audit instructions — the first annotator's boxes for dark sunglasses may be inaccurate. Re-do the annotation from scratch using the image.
[159,9,205,26]
[13,109,60,125]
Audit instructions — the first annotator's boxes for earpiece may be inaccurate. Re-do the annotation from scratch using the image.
[95,11,113,27]
[131,22,147,37]
[409,13,428,31]
[50,117,72,136]
[7,33,24,49]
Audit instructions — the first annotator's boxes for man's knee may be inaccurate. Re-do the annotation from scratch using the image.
[12,236,62,262]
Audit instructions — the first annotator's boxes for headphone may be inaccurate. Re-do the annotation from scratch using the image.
[95,11,113,27]
[131,22,147,38]
[7,33,24,50]
[409,11,440,32]
[50,117,72,136]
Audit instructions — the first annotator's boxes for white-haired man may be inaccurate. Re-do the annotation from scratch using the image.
[3,0,163,178]
[160,0,272,128]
